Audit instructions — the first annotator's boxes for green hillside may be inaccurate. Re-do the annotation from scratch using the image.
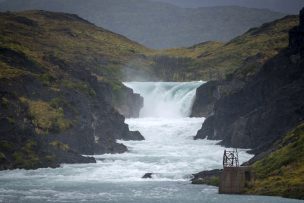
[158,15,299,81]
[0,0,285,49]
[247,123,304,199]
[0,10,149,169]
[2,11,296,83]
[0,10,152,80]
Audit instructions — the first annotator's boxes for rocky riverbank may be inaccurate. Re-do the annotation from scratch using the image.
[0,11,145,170]
[193,8,304,154]
[191,8,304,199]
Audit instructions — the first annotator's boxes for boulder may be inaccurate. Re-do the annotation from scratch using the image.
[142,173,153,179]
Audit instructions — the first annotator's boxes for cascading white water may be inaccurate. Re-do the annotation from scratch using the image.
[0,82,298,203]
[124,81,203,118]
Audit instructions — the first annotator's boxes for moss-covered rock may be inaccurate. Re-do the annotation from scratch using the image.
[50,140,70,152]
[191,169,222,186]
[247,123,304,199]
[12,140,41,169]
[20,98,72,135]
[0,10,145,170]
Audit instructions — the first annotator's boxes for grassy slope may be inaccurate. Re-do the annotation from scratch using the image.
[0,0,285,49]
[247,123,304,199]
[0,10,152,80]
[159,16,299,80]
[0,10,154,116]
[1,11,297,83]
[0,10,153,169]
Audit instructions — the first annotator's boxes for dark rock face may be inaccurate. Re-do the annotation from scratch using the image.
[195,116,215,140]
[142,173,153,179]
[191,169,222,185]
[289,8,304,57]
[0,51,145,171]
[112,85,143,118]
[191,78,247,118]
[0,88,96,170]
[194,9,304,153]
[0,66,144,169]
[191,81,220,117]
[0,11,146,170]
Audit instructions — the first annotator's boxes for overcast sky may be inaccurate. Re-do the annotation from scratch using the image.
[0,0,303,14]
[150,0,304,14]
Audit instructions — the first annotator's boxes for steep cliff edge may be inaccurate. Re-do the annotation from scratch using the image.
[194,9,304,154]
[0,11,145,170]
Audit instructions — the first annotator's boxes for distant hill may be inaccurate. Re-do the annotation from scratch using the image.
[157,15,299,81]
[0,0,284,49]
[150,0,304,14]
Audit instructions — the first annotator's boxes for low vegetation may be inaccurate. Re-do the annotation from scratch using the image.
[156,16,299,80]
[20,98,72,135]
[192,176,220,186]
[0,11,298,83]
[50,140,70,152]
[247,123,304,199]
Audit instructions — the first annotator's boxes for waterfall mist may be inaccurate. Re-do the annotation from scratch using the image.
[124,81,204,118]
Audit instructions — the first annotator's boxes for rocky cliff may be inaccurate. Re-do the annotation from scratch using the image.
[0,11,145,170]
[192,9,304,199]
[193,8,304,154]
[112,85,143,118]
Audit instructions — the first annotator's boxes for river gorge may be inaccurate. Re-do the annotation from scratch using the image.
[0,82,301,202]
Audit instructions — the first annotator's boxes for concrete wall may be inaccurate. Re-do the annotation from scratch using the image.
[219,166,252,194]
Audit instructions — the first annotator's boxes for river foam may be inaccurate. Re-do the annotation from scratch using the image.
[1,82,300,202]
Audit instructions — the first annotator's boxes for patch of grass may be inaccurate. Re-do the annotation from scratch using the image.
[247,123,304,199]
[7,116,15,124]
[0,152,6,161]
[192,176,220,186]
[62,80,96,97]
[0,61,27,79]
[160,41,224,59]
[38,73,55,86]
[12,140,41,169]
[49,140,70,152]
[1,97,9,109]
[49,97,68,109]
[0,140,15,152]
[20,97,72,134]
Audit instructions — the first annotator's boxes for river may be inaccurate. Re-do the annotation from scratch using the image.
[0,82,301,202]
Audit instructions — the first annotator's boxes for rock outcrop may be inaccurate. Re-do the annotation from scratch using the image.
[191,169,222,186]
[194,8,304,154]
[0,11,145,170]
[112,85,143,118]
[142,173,153,179]
[191,81,220,117]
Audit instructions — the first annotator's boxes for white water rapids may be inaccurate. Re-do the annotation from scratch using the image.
[0,81,301,203]
[126,82,200,118]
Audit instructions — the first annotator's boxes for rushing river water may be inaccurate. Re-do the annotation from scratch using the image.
[0,82,302,203]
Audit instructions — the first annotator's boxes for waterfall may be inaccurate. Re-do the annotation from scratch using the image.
[124,81,204,118]
[0,81,259,203]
